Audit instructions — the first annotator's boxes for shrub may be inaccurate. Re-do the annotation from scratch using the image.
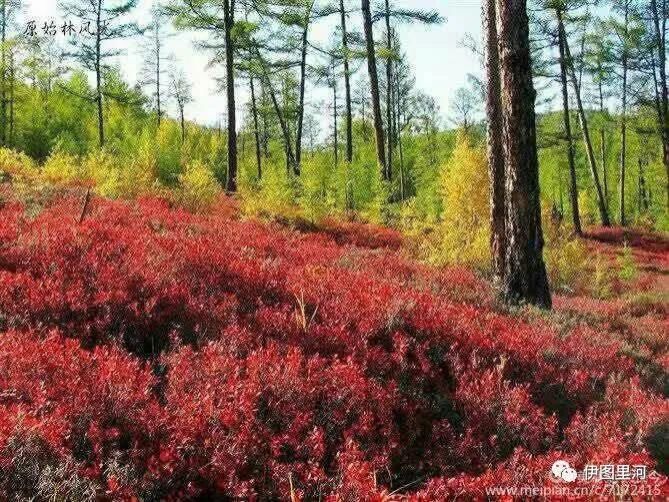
[241,160,298,220]
[0,193,664,498]
[432,133,490,270]
[617,243,639,282]
[177,160,220,212]
[41,149,83,185]
[0,148,39,181]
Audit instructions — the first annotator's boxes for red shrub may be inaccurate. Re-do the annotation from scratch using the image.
[0,194,664,498]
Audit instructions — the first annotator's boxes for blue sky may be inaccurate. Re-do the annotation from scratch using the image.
[24,1,482,129]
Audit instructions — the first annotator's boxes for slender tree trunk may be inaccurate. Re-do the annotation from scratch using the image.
[384,0,393,180]
[483,0,506,283]
[497,0,551,309]
[361,0,387,178]
[601,129,608,207]
[250,76,262,179]
[396,78,405,200]
[557,12,610,226]
[1,0,7,147]
[340,0,353,163]
[333,83,338,166]
[8,53,13,147]
[651,0,669,211]
[295,2,312,169]
[96,0,104,148]
[179,106,185,144]
[598,81,609,210]
[156,34,162,127]
[223,0,238,192]
[620,48,628,226]
[262,70,297,172]
[558,24,582,235]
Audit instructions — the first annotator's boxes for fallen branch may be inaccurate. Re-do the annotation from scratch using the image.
[78,187,92,224]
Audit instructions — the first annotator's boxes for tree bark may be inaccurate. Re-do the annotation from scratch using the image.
[262,69,298,172]
[483,0,506,283]
[340,0,353,163]
[1,0,6,146]
[295,2,313,169]
[497,0,551,309]
[384,0,393,180]
[179,106,185,143]
[597,82,608,209]
[558,24,582,235]
[250,76,262,179]
[223,0,238,192]
[361,0,388,178]
[650,0,669,211]
[333,83,338,166]
[96,0,105,148]
[620,37,628,226]
[557,12,610,226]
[156,30,162,127]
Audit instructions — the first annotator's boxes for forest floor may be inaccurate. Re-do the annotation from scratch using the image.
[0,183,666,499]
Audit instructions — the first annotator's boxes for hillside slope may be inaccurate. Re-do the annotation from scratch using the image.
[0,189,666,499]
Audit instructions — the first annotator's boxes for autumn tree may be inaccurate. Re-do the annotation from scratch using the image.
[140,3,172,127]
[361,0,387,178]
[554,2,611,226]
[170,68,192,143]
[0,0,20,146]
[168,0,254,192]
[61,0,139,148]
[487,0,552,308]
[483,0,506,283]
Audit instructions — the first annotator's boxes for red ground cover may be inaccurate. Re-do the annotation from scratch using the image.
[0,193,666,499]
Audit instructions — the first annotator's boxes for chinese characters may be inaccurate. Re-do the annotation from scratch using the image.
[23,19,109,38]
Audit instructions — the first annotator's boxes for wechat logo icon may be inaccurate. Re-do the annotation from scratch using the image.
[551,460,578,483]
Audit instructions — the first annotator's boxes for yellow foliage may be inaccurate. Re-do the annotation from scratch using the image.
[0,148,39,180]
[177,160,220,212]
[241,161,298,220]
[82,148,158,199]
[434,133,490,270]
[41,150,83,185]
[544,233,590,293]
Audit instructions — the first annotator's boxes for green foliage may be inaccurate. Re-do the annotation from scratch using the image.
[617,243,638,282]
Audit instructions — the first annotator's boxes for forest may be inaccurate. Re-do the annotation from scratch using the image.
[0,0,666,499]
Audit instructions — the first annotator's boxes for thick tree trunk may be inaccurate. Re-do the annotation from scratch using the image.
[483,0,506,283]
[250,76,262,179]
[340,0,353,163]
[557,12,610,226]
[361,0,387,178]
[497,0,551,309]
[223,0,238,192]
[558,25,582,235]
